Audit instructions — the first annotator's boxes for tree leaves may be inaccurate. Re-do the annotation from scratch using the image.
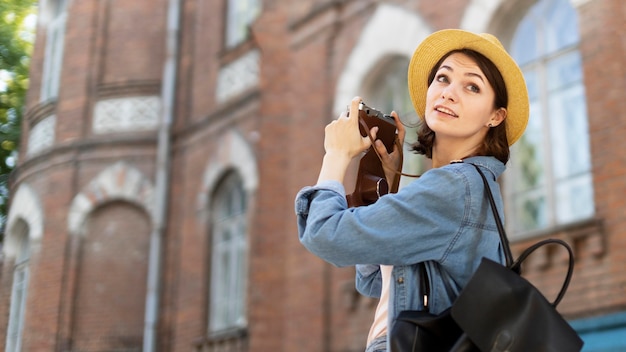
[0,0,36,237]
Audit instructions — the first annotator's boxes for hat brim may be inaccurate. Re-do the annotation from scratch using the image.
[408,29,529,146]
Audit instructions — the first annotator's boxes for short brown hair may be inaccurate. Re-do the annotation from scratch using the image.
[412,49,510,164]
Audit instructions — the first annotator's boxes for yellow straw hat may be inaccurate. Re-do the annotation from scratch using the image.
[408,29,529,146]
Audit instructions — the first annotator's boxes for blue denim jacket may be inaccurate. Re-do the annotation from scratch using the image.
[295,156,507,320]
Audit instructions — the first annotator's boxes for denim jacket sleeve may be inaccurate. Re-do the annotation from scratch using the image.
[355,264,382,298]
[295,162,487,268]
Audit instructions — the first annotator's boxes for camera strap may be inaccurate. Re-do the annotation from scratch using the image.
[358,117,421,180]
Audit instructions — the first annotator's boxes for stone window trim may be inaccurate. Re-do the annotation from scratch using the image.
[24,100,56,127]
[95,81,161,100]
[4,184,43,259]
[68,162,155,237]
[333,4,431,115]
[193,129,257,345]
[196,130,258,217]
[218,34,258,66]
[193,327,248,352]
[510,217,606,270]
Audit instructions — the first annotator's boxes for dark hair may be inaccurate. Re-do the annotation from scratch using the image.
[412,49,510,164]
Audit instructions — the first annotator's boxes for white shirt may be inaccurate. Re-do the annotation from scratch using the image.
[366,264,393,345]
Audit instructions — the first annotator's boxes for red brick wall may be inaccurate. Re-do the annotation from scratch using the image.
[71,202,150,351]
[18,167,74,351]
[5,0,167,350]
[567,0,626,316]
[509,0,626,321]
[3,1,626,352]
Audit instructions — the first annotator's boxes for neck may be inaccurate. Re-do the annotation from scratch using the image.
[431,139,481,168]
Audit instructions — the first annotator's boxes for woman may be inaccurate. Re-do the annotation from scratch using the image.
[295,29,529,352]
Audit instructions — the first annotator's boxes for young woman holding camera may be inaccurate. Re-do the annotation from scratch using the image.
[295,29,529,352]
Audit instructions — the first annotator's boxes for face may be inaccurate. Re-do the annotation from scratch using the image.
[424,52,505,146]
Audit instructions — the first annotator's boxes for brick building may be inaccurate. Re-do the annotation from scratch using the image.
[1,0,625,351]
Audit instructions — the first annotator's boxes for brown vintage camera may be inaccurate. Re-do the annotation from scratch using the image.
[346,101,400,207]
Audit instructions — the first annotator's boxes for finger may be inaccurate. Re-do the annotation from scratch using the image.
[362,126,378,149]
[348,96,362,126]
[391,111,406,144]
[369,126,378,140]
[374,139,388,158]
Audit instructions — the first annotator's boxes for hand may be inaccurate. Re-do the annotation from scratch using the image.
[373,111,405,189]
[317,96,376,184]
[323,96,374,160]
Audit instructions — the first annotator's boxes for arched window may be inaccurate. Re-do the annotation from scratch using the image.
[506,0,593,236]
[5,221,30,352]
[363,56,428,186]
[209,172,249,334]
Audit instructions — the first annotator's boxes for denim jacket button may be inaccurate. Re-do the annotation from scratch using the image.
[397,277,404,284]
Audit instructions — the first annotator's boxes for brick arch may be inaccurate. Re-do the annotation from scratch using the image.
[197,129,258,215]
[333,3,431,114]
[4,184,43,258]
[68,162,154,236]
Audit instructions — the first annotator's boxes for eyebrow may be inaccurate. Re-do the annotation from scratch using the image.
[439,65,485,84]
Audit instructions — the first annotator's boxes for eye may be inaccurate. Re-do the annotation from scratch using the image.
[467,84,480,93]
[435,74,449,83]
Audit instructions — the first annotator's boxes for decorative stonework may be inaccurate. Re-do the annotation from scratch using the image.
[4,184,43,258]
[27,115,56,156]
[333,5,429,114]
[216,50,260,103]
[68,162,155,236]
[460,0,503,32]
[197,130,258,216]
[93,96,161,134]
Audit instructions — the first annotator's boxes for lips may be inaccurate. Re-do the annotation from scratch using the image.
[434,105,458,117]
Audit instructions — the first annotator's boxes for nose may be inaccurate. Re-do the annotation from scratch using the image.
[441,85,457,102]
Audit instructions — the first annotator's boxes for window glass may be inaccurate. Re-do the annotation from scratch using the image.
[543,0,579,53]
[546,51,583,91]
[507,0,593,235]
[41,0,67,102]
[209,173,248,333]
[511,15,540,66]
[509,84,547,232]
[5,227,30,352]
[225,0,261,48]
[548,68,589,179]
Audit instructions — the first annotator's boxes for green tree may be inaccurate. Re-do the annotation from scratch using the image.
[0,0,36,239]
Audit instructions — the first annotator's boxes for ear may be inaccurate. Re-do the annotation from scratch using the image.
[487,107,507,127]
